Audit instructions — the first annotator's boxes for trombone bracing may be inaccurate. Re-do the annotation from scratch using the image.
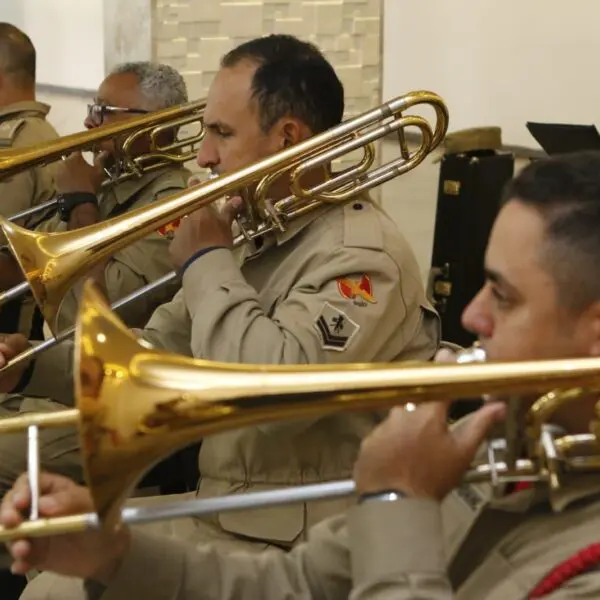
[0,90,449,337]
[0,99,207,222]
[0,280,599,542]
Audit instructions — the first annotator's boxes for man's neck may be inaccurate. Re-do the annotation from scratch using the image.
[0,87,35,108]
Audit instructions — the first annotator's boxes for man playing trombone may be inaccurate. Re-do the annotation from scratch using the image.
[0,32,440,564]
[4,150,600,599]
[0,24,60,235]
[0,61,192,337]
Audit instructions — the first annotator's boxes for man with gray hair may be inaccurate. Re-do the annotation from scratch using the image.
[0,60,193,337]
[0,61,193,502]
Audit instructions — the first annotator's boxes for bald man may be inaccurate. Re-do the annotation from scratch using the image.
[0,23,59,229]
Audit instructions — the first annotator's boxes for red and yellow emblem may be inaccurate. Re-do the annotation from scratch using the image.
[337,274,376,306]
[157,217,181,238]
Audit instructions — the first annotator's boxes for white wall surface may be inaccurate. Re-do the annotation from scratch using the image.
[383,0,600,148]
[0,0,104,91]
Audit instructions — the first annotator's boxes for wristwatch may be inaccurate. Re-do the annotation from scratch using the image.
[56,192,99,222]
[358,489,407,504]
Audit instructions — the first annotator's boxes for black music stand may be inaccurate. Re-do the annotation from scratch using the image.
[526,122,600,154]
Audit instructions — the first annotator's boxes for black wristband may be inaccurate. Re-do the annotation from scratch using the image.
[358,489,407,504]
[12,358,35,393]
[179,246,227,277]
[56,192,99,222]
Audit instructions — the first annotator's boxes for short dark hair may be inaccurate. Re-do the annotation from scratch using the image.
[221,34,344,134]
[502,150,600,310]
[0,23,36,87]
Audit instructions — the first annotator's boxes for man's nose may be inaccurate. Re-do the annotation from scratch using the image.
[83,114,95,130]
[196,139,218,170]
[461,289,493,339]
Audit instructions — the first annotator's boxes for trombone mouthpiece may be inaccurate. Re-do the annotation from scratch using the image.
[456,343,487,364]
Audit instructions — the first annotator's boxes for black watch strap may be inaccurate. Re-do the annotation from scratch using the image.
[57,192,98,222]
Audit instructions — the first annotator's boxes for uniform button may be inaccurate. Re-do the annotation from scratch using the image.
[353,202,363,210]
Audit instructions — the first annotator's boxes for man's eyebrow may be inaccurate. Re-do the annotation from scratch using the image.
[484,268,518,294]
[205,120,233,131]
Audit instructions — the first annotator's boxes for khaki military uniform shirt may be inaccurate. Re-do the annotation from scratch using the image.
[0,101,60,234]
[56,469,598,600]
[22,195,440,545]
[24,474,600,600]
[29,165,190,334]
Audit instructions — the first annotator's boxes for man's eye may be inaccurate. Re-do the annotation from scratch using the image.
[491,287,510,306]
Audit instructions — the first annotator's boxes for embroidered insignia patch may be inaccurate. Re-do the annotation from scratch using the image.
[314,302,360,352]
[157,217,181,239]
[337,274,377,306]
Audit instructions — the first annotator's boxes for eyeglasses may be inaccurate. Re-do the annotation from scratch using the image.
[87,103,149,125]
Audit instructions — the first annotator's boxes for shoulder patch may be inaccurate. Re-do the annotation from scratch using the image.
[157,217,182,239]
[342,199,384,250]
[313,301,360,352]
[337,274,377,306]
[0,118,26,147]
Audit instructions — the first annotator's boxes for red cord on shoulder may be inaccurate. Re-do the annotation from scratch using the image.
[528,543,600,598]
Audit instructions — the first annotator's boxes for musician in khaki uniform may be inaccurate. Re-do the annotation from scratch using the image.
[0,24,60,235]
[0,62,191,502]
[6,151,600,599]
[0,60,192,336]
[0,33,440,565]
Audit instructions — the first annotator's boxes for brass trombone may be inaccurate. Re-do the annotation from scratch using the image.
[0,280,599,542]
[0,90,449,337]
[1,99,207,223]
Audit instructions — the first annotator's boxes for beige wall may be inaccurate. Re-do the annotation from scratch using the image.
[153,0,382,116]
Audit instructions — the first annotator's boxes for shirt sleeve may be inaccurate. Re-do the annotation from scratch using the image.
[19,280,193,407]
[0,171,36,244]
[20,339,76,406]
[349,500,452,600]
[86,515,352,600]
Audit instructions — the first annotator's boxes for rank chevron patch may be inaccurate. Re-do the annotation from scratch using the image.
[313,301,360,352]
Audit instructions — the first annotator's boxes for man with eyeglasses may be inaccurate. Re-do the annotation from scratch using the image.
[0,61,192,339]
[0,23,60,234]
[0,62,192,505]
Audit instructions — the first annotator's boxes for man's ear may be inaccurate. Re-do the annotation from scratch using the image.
[278,118,311,149]
[580,300,600,356]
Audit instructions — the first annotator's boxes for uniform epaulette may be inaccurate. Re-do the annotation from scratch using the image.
[0,118,26,148]
[342,197,384,251]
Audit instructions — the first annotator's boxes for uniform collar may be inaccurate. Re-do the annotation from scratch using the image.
[0,100,51,119]
[236,193,371,263]
[487,474,600,514]
[103,165,180,205]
